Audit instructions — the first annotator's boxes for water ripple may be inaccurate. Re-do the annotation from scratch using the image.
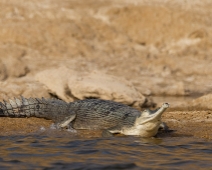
[0,132,212,169]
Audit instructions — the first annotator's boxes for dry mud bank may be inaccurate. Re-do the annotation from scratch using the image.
[0,0,212,139]
[1,110,212,140]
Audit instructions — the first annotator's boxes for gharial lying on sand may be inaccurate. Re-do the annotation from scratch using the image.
[0,97,169,137]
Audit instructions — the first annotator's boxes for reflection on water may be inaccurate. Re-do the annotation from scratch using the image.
[0,130,212,169]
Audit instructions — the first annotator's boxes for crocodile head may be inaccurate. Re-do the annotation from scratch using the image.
[137,103,169,137]
[122,103,169,137]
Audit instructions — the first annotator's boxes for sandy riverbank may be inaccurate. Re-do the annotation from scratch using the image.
[0,0,212,139]
[0,110,211,140]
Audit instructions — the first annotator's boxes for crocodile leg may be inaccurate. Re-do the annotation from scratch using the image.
[158,122,173,134]
[56,114,76,129]
[102,125,122,137]
[102,130,114,137]
[159,122,168,131]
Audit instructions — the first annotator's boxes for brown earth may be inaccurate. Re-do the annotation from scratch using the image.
[0,0,212,139]
[1,110,212,139]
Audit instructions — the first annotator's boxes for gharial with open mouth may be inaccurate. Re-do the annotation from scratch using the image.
[0,97,169,137]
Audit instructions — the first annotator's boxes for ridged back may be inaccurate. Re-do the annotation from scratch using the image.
[0,96,70,122]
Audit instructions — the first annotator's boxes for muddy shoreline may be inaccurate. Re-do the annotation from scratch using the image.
[0,110,211,140]
[0,0,212,140]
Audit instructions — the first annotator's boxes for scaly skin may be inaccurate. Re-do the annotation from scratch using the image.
[0,97,169,137]
[0,97,71,123]
[68,99,141,130]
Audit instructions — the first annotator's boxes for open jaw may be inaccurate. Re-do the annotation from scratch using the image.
[138,103,169,125]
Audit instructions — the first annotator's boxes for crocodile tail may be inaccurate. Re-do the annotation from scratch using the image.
[0,96,69,120]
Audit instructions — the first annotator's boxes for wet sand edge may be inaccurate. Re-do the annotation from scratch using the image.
[0,110,211,139]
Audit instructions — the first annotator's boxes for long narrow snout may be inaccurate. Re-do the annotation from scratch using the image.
[139,103,169,125]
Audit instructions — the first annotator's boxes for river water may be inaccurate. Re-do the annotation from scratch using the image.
[0,129,212,170]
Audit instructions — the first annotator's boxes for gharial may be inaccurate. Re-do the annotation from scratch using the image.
[0,97,169,137]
